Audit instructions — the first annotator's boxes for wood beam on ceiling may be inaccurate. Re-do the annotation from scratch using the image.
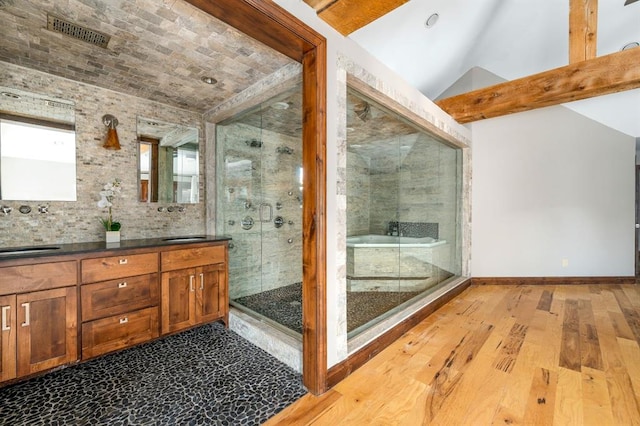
[304,0,408,36]
[435,48,640,124]
[569,0,598,63]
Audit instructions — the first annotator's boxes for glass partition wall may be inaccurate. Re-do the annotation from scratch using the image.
[216,84,303,337]
[346,88,462,338]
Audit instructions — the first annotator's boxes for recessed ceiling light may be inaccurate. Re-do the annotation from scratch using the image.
[621,41,639,51]
[201,76,217,85]
[425,13,439,28]
[271,101,290,110]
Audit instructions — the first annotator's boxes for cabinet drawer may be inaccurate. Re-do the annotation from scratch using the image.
[81,307,159,359]
[82,253,158,283]
[161,245,225,271]
[0,261,77,296]
[81,274,158,322]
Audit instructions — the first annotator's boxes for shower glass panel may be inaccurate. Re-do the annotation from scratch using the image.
[216,84,303,337]
[346,87,462,339]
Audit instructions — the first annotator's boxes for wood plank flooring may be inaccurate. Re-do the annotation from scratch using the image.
[266,284,640,425]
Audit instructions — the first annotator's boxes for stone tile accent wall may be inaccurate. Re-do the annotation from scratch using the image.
[0,63,206,247]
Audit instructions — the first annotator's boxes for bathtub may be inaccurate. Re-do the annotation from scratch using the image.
[346,234,446,248]
[346,234,451,292]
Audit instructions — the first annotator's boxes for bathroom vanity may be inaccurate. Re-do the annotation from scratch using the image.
[0,236,229,385]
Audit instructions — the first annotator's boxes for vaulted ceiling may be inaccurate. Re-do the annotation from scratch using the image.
[305,0,640,137]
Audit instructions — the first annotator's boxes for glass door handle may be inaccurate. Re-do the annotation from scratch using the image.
[259,203,272,222]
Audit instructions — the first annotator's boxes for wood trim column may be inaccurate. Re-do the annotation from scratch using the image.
[569,0,598,63]
[184,0,329,395]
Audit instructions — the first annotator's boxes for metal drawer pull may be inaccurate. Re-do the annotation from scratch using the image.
[119,317,128,324]
[118,282,128,288]
[119,258,128,265]
[21,302,30,327]
[190,275,195,292]
[200,273,204,290]
[1,306,9,331]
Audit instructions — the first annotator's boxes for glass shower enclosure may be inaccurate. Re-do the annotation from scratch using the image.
[215,84,303,337]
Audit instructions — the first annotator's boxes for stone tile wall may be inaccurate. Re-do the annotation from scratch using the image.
[0,63,205,247]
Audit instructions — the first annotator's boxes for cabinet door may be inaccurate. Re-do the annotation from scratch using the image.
[161,268,196,334]
[0,294,16,382]
[196,263,226,323]
[16,287,77,377]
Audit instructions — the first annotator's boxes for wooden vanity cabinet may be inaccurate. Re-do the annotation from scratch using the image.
[161,245,228,335]
[0,261,78,383]
[0,239,228,385]
[80,253,159,359]
[0,294,16,382]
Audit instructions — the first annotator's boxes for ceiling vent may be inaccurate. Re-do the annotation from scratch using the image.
[47,14,111,48]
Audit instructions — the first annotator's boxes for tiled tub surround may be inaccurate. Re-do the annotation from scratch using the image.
[346,237,452,292]
[0,63,206,247]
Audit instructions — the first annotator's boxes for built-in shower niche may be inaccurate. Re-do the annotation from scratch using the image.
[215,83,303,338]
[345,86,462,338]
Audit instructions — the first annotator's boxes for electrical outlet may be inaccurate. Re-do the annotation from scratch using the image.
[562,259,569,268]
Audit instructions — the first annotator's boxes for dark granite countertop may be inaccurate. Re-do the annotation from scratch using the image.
[0,235,232,261]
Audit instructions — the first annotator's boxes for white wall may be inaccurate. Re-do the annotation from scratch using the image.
[472,106,635,277]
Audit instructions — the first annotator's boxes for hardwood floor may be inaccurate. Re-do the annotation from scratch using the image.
[266,284,640,425]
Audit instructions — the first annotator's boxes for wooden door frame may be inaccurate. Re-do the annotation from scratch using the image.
[184,0,328,394]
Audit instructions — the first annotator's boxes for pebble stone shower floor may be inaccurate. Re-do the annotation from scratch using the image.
[234,282,422,334]
[0,322,306,425]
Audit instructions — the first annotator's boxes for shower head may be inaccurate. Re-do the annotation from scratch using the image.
[276,146,294,155]
[245,139,262,148]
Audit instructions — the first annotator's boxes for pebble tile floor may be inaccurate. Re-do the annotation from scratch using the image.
[0,322,306,426]
[234,283,421,334]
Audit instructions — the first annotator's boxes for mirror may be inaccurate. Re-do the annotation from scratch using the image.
[137,116,199,204]
[0,86,76,201]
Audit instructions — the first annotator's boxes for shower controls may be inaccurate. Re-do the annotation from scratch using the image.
[259,203,273,223]
[287,238,293,244]
[241,216,254,230]
[227,220,235,226]
[274,216,284,228]
[275,202,283,210]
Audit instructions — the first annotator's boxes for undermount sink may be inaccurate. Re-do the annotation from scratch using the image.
[162,236,207,242]
[0,246,61,256]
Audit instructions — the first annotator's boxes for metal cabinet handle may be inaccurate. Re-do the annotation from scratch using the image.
[199,273,204,290]
[119,317,128,324]
[1,306,9,331]
[118,282,127,288]
[190,275,195,292]
[21,302,30,327]
[119,258,128,265]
